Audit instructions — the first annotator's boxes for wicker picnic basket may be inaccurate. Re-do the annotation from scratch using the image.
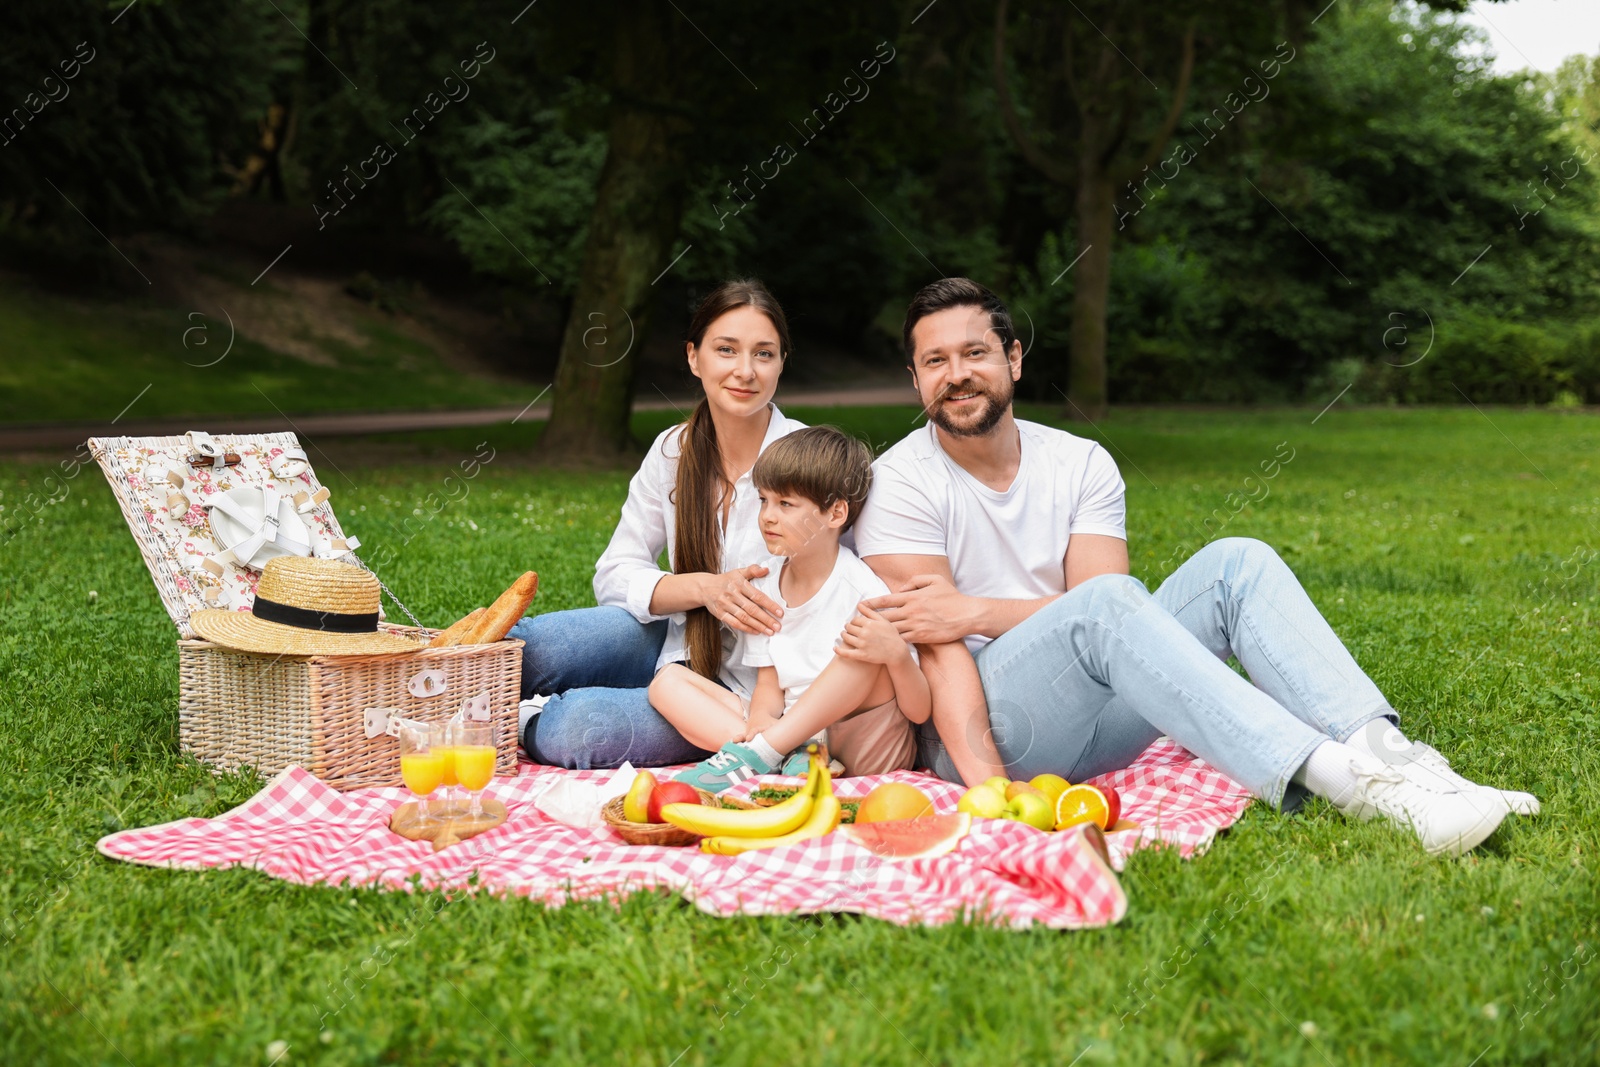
[92,431,527,790]
[601,790,756,847]
[176,628,524,790]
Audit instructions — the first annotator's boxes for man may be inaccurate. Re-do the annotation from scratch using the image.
[854,277,1536,856]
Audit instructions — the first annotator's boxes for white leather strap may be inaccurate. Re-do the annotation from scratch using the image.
[269,447,309,479]
[292,486,330,514]
[187,430,224,460]
[205,485,287,568]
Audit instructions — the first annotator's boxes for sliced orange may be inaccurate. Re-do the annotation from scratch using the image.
[1055,784,1111,831]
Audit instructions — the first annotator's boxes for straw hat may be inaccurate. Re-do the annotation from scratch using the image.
[192,556,421,656]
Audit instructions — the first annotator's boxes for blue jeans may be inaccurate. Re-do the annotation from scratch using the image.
[915,537,1396,808]
[507,606,713,769]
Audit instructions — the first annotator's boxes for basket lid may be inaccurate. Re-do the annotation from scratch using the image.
[88,430,361,637]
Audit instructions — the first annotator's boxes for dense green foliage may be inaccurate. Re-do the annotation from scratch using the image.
[2,0,1598,410]
[1,406,1596,1064]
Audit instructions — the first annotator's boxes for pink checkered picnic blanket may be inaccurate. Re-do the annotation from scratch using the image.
[97,739,1251,929]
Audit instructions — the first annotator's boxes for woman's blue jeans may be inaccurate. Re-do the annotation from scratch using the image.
[914,537,1396,808]
[507,607,712,769]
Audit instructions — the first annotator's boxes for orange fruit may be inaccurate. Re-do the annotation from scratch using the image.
[1055,784,1115,831]
[855,782,935,824]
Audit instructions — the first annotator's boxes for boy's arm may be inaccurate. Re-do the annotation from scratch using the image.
[837,604,931,725]
[742,666,784,740]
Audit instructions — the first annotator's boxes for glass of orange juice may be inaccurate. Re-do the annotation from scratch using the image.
[435,728,462,817]
[399,723,446,822]
[453,722,496,818]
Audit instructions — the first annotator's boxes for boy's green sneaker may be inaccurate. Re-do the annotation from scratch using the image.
[673,741,776,793]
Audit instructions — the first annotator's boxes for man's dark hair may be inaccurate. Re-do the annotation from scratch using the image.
[901,277,1017,365]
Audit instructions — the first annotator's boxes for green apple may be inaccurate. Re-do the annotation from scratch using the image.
[1004,791,1055,831]
[983,776,1012,796]
[957,783,1008,819]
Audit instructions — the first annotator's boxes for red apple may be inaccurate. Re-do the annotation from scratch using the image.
[647,780,700,823]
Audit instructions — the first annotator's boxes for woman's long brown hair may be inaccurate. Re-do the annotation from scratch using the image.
[674,279,791,679]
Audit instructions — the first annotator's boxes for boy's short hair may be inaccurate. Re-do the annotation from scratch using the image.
[752,426,874,530]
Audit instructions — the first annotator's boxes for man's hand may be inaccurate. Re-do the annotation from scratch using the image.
[863,573,979,645]
[834,604,913,665]
[704,564,783,636]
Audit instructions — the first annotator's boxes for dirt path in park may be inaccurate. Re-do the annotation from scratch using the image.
[0,385,916,453]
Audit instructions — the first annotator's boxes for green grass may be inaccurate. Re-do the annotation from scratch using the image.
[0,283,548,423]
[1,405,1596,1065]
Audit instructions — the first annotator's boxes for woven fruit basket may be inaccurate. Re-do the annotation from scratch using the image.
[601,791,757,847]
[176,627,523,791]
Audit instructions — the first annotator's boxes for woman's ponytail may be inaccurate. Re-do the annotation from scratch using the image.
[674,399,727,678]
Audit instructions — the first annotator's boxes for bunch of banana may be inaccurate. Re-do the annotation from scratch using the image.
[660,746,842,855]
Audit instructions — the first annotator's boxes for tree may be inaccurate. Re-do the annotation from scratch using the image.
[540,0,692,456]
[991,0,1304,420]
[534,1,904,456]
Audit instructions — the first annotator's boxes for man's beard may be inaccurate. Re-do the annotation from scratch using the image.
[928,377,1012,438]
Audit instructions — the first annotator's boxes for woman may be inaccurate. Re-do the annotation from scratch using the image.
[509,279,806,768]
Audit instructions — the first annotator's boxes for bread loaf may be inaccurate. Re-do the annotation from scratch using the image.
[427,607,486,648]
[462,571,538,644]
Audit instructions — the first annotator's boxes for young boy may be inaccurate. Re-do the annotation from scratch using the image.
[649,426,931,791]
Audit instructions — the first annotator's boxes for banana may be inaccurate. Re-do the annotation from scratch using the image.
[659,755,821,838]
[700,793,842,855]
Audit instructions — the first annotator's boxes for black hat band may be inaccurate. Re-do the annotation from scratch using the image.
[251,596,379,634]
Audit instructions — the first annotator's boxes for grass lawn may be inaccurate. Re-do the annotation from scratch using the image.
[0,403,1596,1065]
[0,283,548,424]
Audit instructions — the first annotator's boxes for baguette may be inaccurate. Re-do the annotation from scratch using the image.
[427,607,486,648]
[463,571,539,645]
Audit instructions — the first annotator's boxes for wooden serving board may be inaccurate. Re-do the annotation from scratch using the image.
[390,798,507,852]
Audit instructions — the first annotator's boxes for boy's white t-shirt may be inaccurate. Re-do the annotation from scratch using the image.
[741,546,913,715]
[852,419,1127,654]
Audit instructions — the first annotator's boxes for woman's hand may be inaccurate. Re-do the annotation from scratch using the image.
[834,604,913,665]
[704,564,784,636]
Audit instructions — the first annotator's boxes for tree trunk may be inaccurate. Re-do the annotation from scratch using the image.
[1069,135,1115,421]
[542,2,687,458]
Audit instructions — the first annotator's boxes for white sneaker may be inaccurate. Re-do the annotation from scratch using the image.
[1404,743,1540,816]
[517,694,550,748]
[1338,758,1510,856]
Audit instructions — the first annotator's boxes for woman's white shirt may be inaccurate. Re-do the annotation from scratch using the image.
[592,404,806,696]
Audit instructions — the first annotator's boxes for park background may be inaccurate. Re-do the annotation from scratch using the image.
[2,1,1598,1065]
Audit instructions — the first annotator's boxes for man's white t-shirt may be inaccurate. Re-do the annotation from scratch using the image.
[852,419,1127,654]
[742,546,911,714]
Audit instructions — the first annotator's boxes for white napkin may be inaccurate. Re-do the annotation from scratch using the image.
[532,763,638,829]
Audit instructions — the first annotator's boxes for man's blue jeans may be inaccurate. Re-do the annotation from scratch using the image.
[508,607,713,768]
[915,537,1396,808]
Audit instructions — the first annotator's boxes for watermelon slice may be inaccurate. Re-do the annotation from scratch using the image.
[840,813,970,860]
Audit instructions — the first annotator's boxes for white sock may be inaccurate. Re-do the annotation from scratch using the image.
[746,732,783,767]
[1294,740,1386,808]
[1346,719,1410,762]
